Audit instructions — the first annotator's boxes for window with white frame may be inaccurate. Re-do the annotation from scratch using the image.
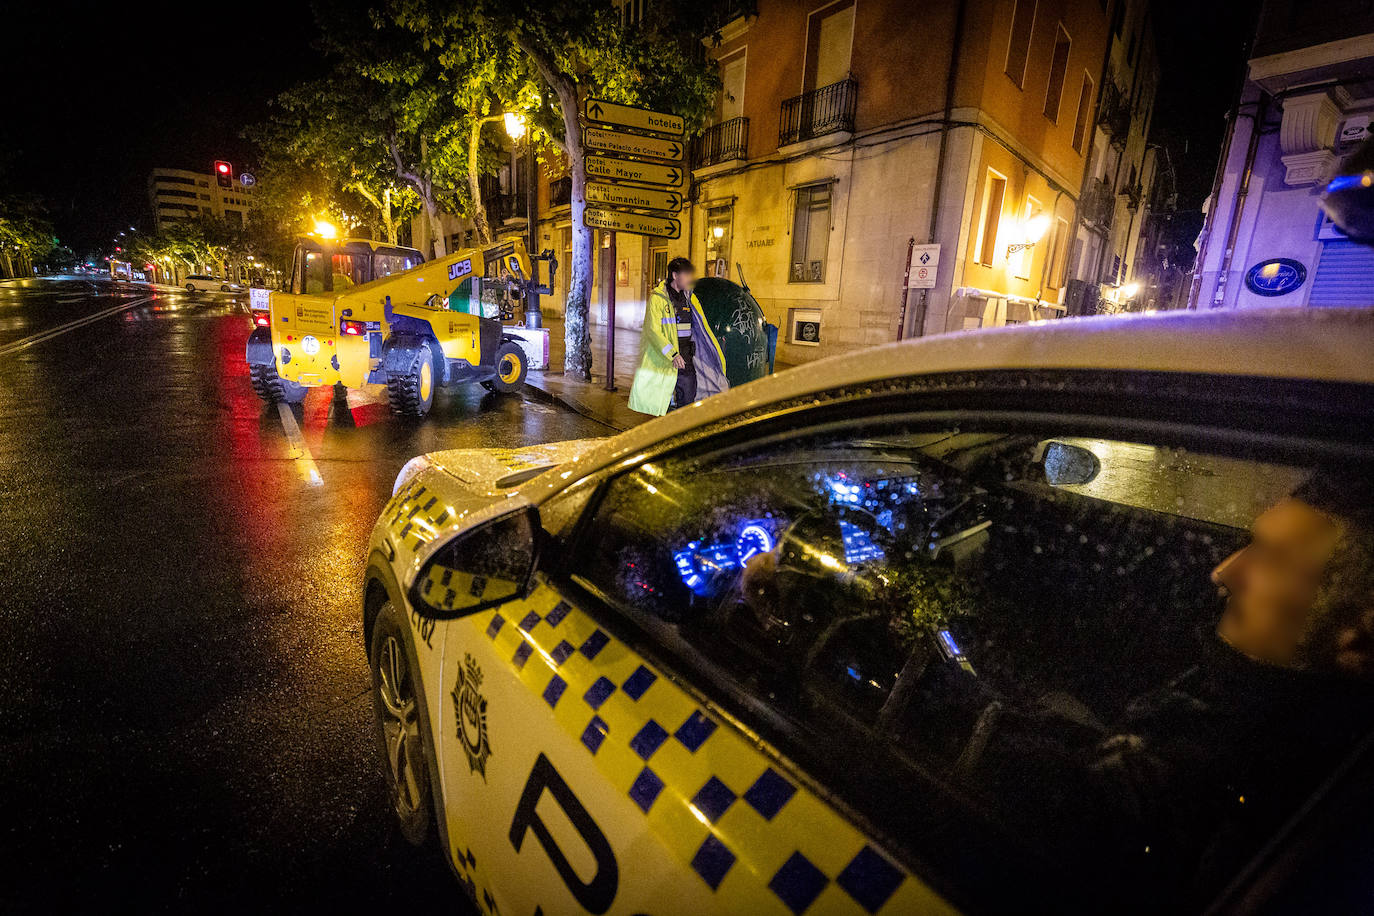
[790,184,832,283]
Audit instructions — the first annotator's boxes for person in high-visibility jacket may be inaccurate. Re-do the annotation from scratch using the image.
[628,258,728,416]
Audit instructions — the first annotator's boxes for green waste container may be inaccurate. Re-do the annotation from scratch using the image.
[694,277,770,388]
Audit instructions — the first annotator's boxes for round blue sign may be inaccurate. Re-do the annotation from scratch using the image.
[1244,258,1306,297]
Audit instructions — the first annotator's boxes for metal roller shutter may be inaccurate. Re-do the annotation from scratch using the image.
[1309,240,1374,307]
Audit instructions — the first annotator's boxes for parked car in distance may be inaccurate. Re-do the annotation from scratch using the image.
[184,275,243,293]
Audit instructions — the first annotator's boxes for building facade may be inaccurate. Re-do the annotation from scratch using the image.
[416,0,1157,365]
[1192,0,1374,310]
[147,166,256,234]
[1063,0,1160,315]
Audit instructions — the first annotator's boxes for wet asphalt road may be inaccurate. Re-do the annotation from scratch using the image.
[0,277,611,911]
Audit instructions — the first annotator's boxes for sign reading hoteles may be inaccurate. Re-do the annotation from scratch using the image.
[582,98,684,137]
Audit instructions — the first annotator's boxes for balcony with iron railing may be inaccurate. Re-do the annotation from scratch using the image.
[779,77,858,147]
[692,116,749,168]
[1097,79,1131,143]
[1079,176,1117,229]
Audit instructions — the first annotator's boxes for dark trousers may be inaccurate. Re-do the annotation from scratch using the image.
[670,338,696,410]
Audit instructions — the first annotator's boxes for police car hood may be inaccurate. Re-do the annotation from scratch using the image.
[393,438,605,498]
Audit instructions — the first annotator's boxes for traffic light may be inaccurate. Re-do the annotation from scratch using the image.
[215,160,233,189]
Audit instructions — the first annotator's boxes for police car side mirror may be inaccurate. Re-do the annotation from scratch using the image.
[1040,441,1101,487]
[408,506,542,619]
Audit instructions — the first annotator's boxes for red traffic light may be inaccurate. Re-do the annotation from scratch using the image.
[215,160,233,188]
[216,161,230,173]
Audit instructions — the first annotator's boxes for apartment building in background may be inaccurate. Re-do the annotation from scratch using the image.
[1192,0,1374,309]
[1063,0,1161,315]
[148,166,256,234]
[415,0,1153,365]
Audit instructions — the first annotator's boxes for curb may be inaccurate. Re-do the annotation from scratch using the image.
[522,376,630,433]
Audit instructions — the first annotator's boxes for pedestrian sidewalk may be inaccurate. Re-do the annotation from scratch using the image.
[523,316,794,432]
[523,317,649,432]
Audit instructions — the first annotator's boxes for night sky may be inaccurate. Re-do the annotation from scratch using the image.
[0,0,1259,256]
[0,0,320,254]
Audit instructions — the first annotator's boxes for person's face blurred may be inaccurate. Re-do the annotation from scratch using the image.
[1213,498,1341,668]
[671,268,696,291]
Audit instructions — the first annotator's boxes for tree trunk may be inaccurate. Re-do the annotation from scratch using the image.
[382,187,396,245]
[519,36,592,379]
[425,195,447,258]
[469,117,494,246]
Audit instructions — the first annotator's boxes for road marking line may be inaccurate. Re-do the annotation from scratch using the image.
[0,295,154,357]
[276,402,324,486]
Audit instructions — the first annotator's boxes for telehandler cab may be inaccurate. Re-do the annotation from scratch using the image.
[245,236,555,418]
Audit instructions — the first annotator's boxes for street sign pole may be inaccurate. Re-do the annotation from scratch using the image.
[605,231,617,392]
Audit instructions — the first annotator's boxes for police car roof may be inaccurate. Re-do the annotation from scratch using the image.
[542,307,1374,484]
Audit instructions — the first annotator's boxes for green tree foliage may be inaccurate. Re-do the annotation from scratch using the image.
[386,0,729,376]
[0,194,56,279]
[248,69,421,245]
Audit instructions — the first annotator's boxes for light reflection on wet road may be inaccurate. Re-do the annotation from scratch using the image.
[0,277,608,910]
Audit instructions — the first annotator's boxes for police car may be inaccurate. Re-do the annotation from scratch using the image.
[363,308,1374,915]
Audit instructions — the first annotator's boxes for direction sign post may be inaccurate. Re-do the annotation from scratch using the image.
[586,182,681,214]
[579,98,686,389]
[583,128,683,162]
[584,208,681,239]
[583,98,684,137]
[586,155,682,189]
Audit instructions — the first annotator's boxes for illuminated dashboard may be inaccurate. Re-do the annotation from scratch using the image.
[672,519,775,595]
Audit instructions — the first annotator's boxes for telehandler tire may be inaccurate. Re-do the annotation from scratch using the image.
[491,342,528,394]
[250,362,307,405]
[387,343,436,419]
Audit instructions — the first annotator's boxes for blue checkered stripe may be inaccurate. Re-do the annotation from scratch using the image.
[483,591,939,914]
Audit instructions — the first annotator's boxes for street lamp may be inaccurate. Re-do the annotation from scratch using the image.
[1007,213,1052,257]
[503,112,527,141]
[312,219,338,239]
[1119,282,1140,299]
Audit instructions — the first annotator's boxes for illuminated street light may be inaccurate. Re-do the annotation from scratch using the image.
[711,226,725,239]
[503,112,527,141]
[1007,213,1051,256]
[1119,282,1140,299]
[312,219,338,239]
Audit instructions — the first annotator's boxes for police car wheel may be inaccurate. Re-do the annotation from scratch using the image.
[386,344,435,418]
[491,342,527,393]
[369,601,434,847]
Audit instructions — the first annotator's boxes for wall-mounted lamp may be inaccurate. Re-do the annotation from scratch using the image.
[1118,282,1140,299]
[1007,213,1052,257]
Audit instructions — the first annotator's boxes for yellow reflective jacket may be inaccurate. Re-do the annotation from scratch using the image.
[628,282,727,416]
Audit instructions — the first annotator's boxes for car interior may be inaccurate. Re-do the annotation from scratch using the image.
[574,423,1365,911]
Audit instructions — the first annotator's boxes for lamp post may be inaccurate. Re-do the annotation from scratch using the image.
[503,112,542,330]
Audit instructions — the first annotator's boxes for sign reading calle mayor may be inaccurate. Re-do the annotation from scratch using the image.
[586,182,681,214]
[586,154,683,189]
[583,128,682,163]
[583,98,684,137]
[584,207,681,240]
